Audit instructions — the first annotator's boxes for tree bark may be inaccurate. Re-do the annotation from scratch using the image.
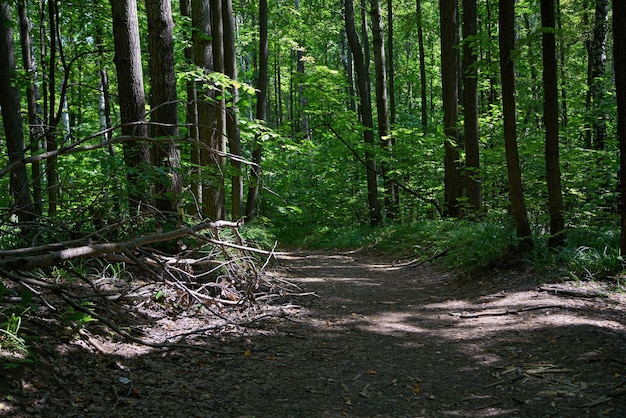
[145,0,182,219]
[110,0,151,213]
[371,0,396,220]
[223,0,243,220]
[245,0,268,221]
[589,0,609,150]
[613,0,626,254]
[541,0,565,247]
[462,0,481,213]
[17,0,43,218]
[0,1,35,223]
[439,0,462,218]
[416,0,428,134]
[208,0,226,220]
[499,0,532,247]
[345,0,382,226]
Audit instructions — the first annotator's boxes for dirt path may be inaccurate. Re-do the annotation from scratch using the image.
[2,250,626,417]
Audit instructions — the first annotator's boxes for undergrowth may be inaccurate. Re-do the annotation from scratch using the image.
[272,216,625,281]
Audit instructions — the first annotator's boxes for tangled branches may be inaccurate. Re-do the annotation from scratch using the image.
[0,219,296,350]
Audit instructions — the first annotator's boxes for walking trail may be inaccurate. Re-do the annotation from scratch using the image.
[2,250,626,417]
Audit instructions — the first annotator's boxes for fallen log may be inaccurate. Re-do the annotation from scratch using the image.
[0,220,241,272]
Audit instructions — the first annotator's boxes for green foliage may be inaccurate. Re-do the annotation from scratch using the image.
[0,293,32,367]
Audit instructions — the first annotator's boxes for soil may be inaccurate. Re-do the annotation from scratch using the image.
[1,249,626,417]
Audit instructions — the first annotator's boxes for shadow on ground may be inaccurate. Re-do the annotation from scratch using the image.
[1,250,625,417]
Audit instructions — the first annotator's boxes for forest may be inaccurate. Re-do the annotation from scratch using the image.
[1,0,626,416]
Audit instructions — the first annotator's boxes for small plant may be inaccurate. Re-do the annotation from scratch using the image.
[0,307,30,366]
[61,302,98,335]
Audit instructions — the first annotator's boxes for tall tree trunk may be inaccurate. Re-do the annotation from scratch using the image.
[345,0,382,226]
[45,0,60,215]
[371,0,396,220]
[17,0,43,217]
[145,0,182,220]
[541,0,565,247]
[181,0,201,217]
[416,0,428,134]
[386,0,396,127]
[223,0,243,220]
[245,0,268,220]
[556,0,567,127]
[0,1,35,224]
[341,25,357,113]
[499,0,532,247]
[110,0,151,213]
[462,0,481,213]
[386,0,400,215]
[439,0,462,218]
[589,0,609,150]
[208,0,226,220]
[613,0,626,254]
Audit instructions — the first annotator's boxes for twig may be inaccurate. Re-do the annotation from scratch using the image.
[58,292,241,355]
[538,286,607,298]
[452,304,561,318]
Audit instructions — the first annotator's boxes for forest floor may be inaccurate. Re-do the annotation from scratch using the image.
[1,249,626,417]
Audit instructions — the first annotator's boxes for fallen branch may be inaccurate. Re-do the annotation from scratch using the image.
[451,304,561,318]
[538,285,607,299]
[58,291,241,354]
[0,220,241,271]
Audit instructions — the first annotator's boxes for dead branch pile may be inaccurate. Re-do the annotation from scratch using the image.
[0,219,297,349]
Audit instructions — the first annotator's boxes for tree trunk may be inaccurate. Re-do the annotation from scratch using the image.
[180,0,201,218]
[613,0,626,254]
[499,0,532,247]
[386,0,396,127]
[223,0,243,220]
[145,0,182,220]
[556,0,567,127]
[245,0,268,221]
[589,0,609,150]
[416,0,428,134]
[462,0,481,213]
[439,0,462,218]
[541,0,565,247]
[45,0,60,215]
[17,0,43,217]
[110,0,151,213]
[371,0,396,220]
[345,0,382,226]
[0,1,35,224]
[208,0,226,220]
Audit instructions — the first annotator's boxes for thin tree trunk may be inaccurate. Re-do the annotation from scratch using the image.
[416,0,428,134]
[556,0,567,127]
[245,0,268,220]
[17,0,43,217]
[371,0,396,220]
[45,0,59,215]
[386,0,396,127]
[223,0,243,220]
[462,0,481,213]
[341,25,357,113]
[180,0,200,217]
[613,0,626,254]
[589,0,609,150]
[541,0,565,247]
[0,1,35,224]
[440,0,462,218]
[208,0,226,220]
[499,0,532,247]
[345,0,382,226]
